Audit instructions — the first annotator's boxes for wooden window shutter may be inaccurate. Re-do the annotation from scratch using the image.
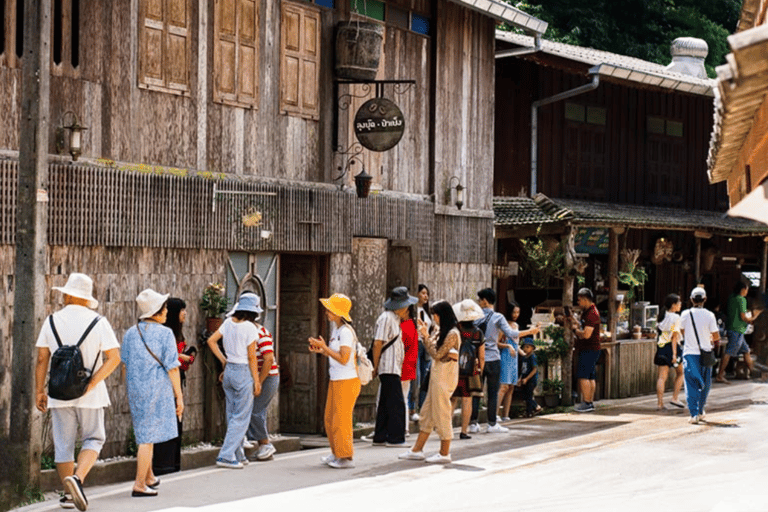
[214,0,259,107]
[140,0,166,88]
[280,2,320,120]
[166,0,189,92]
[139,0,189,95]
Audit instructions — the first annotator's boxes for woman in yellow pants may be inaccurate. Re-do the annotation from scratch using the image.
[309,294,361,469]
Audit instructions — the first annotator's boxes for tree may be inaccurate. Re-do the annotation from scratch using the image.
[510,0,741,77]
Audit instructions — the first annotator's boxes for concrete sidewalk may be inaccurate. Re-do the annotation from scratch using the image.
[16,380,768,512]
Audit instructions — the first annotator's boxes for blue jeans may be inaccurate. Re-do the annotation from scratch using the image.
[219,363,254,463]
[522,378,538,414]
[683,355,711,417]
[725,330,749,357]
[247,374,280,441]
[416,342,431,409]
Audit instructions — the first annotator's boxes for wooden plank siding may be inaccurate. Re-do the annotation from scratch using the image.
[494,58,730,211]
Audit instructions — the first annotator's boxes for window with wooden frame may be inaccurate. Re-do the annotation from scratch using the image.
[213,0,259,108]
[562,103,607,199]
[280,1,320,120]
[645,116,684,205]
[138,0,190,96]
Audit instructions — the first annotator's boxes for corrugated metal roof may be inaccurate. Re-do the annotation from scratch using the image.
[496,31,715,96]
[452,0,548,34]
[493,195,768,235]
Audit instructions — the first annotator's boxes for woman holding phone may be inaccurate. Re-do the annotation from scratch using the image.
[309,294,361,469]
[399,300,460,463]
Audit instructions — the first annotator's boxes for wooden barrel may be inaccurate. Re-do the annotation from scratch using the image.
[335,21,383,81]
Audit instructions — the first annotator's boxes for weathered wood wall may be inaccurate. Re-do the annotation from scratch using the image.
[0,245,226,458]
[495,58,730,211]
[417,261,491,304]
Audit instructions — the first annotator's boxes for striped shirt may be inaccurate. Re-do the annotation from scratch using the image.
[254,324,279,376]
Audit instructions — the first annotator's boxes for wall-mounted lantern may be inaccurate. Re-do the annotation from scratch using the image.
[354,167,373,198]
[449,176,465,210]
[56,111,88,161]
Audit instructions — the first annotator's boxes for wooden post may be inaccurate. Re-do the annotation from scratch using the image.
[608,229,620,342]
[694,237,702,282]
[761,238,768,292]
[561,226,575,406]
[9,0,51,492]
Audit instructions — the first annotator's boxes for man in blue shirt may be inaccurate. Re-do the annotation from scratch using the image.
[470,288,539,432]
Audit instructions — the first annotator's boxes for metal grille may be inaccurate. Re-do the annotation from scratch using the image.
[1,159,492,263]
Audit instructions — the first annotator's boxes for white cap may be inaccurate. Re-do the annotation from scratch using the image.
[690,287,706,300]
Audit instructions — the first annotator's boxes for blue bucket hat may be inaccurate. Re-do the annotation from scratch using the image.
[384,286,418,311]
[235,293,263,315]
[521,337,536,348]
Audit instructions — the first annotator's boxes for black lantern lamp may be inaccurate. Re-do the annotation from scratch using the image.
[57,111,88,161]
[449,176,465,210]
[354,167,373,198]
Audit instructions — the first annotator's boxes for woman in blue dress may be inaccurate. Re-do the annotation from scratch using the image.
[122,289,183,498]
[498,302,522,420]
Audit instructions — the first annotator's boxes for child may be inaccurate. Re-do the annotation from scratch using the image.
[206,295,263,468]
[517,338,542,417]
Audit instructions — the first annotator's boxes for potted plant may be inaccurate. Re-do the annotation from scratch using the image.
[542,378,564,408]
[200,283,229,332]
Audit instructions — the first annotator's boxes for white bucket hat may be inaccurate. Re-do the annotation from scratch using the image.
[452,299,484,322]
[136,288,170,319]
[53,273,99,309]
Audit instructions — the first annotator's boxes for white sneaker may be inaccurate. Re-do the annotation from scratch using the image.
[410,413,420,421]
[688,415,699,424]
[328,458,355,469]
[361,434,375,442]
[486,423,509,433]
[500,416,511,422]
[256,443,276,460]
[699,409,707,421]
[468,423,479,433]
[425,452,451,464]
[398,450,426,461]
[216,459,244,469]
[320,454,336,465]
[242,438,255,449]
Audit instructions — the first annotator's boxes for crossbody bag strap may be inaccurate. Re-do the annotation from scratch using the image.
[380,332,400,353]
[137,323,167,371]
[689,309,702,349]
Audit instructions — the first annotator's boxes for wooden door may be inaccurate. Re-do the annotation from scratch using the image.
[387,241,417,295]
[279,254,323,433]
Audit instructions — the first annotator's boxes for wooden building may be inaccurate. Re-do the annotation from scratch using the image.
[708,0,768,229]
[492,32,768,399]
[0,1,547,456]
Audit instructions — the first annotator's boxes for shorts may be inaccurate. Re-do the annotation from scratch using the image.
[725,330,750,357]
[576,349,601,380]
[654,343,681,367]
[51,407,106,463]
[452,376,471,398]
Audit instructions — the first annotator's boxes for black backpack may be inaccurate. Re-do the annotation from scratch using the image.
[458,328,479,376]
[48,315,102,401]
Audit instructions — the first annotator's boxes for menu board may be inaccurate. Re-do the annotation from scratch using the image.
[574,227,609,254]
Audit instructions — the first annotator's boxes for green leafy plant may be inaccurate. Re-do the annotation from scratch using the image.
[519,236,567,288]
[542,378,565,396]
[200,283,230,318]
[619,249,648,301]
[535,325,569,365]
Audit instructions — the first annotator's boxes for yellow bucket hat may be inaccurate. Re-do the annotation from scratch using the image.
[320,293,353,322]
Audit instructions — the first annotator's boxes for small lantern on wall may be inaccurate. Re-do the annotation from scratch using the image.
[354,167,373,199]
[449,176,465,210]
[56,111,88,161]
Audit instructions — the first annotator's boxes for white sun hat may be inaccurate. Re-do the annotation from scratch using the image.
[452,299,484,322]
[53,273,99,309]
[136,288,170,319]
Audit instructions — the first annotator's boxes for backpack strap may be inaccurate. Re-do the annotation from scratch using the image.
[76,316,103,348]
[49,316,63,348]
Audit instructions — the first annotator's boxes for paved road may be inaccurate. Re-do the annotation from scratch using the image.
[17,381,768,512]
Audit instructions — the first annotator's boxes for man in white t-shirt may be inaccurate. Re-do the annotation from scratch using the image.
[679,287,720,425]
[34,274,121,511]
[371,287,417,447]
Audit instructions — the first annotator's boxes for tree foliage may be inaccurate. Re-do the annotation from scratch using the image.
[510,0,741,77]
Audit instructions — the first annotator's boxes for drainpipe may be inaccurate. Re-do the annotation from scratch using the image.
[495,33,542,59]
[531,65,601,195]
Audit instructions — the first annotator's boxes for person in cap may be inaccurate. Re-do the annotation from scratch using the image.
[207,293,263,468]
[399,300,460,463]
[309,293,361,469]
[471,288,540,432]
[567,288,601,413]
[370,286,417,447]
[517,338,542,417]
[680,287,720,424]
[122,289,183,497]
[450,299,486,439]
[35,273,121,511]
[238,292,281,462]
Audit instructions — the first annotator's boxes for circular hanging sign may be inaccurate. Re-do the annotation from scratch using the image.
[354,98,405,152]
